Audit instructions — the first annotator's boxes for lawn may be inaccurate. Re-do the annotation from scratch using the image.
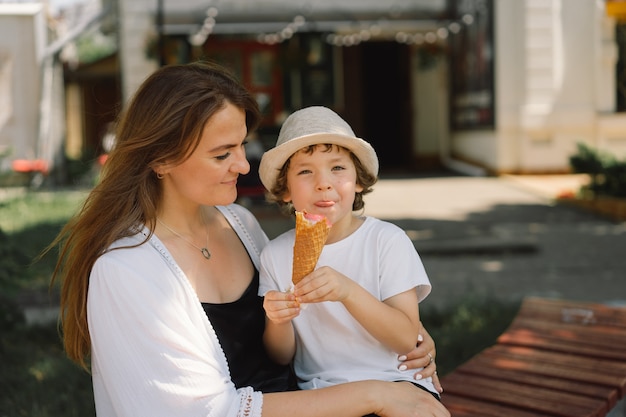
[0,187,94,417]
[0,187,519,416]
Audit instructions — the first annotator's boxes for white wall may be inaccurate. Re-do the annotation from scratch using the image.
[118,0,157,102]
[0,4,45,171]
[450,0,626,174]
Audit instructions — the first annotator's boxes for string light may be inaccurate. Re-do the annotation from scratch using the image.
[185,5,475,48]
[257,15,306,45]
[189,7,219,46]
[321,12,475,48]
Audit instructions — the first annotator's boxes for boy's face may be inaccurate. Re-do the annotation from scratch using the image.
[283,144,363,226]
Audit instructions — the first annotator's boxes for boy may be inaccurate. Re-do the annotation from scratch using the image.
[257,106,439,400]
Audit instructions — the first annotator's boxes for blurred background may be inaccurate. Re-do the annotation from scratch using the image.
[1,0,626,416]
[3,0,626,187]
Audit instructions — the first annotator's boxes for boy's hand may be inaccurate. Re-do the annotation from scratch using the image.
[263,290,300,324]
[294,266,355,303]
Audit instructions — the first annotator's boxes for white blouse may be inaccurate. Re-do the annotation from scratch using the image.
[87,204,268,417]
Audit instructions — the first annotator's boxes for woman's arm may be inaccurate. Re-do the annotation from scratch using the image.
[262,379,450,417]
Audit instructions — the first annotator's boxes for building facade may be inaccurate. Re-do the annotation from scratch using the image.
[113,0,626,174]
[0,4,53,180]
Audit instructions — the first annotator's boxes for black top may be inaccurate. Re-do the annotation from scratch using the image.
[202,271,296,393]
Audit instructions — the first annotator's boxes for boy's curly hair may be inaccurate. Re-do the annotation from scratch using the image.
[266,144,378,215]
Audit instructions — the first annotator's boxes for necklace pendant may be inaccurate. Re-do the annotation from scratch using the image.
[200,247,211,260]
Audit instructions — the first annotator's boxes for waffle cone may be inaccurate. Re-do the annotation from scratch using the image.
[292,211,331,285]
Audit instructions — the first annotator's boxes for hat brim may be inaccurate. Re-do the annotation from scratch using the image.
[259,132,379,191]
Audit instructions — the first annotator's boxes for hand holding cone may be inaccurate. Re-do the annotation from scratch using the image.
[292,211,331,285]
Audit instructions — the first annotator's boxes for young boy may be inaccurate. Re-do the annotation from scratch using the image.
[257,106,439,400]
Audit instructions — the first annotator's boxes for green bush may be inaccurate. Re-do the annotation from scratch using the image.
[422,297,519,376]
[570,143,626,198]
[0,321,95,417]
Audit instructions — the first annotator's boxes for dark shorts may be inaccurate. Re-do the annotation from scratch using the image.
[362,381,441,417]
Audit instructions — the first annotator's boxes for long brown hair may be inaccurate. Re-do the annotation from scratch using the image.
[46,61,260,369]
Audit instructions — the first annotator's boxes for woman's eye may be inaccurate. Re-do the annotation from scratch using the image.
[332,165,346,171]
[216,152,231,161]
[297,169,312,175]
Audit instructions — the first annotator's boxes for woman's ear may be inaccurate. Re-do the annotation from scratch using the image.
[153,167,166,179]
[153,161,173,178]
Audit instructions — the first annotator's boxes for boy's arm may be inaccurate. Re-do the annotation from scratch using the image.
[262,290,299,365]
[296,269,421,354]
[342,284,421,355]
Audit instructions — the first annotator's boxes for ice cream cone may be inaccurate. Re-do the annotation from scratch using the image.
[292,211,331,285]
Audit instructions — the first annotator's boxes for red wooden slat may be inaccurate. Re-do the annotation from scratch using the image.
[441,393,554,417]
[451,361,619,407]
[500,320,626,360]
[515,297,626,329]
[441,372,608,417]
[478,345,626,396]
[439,298,626,417]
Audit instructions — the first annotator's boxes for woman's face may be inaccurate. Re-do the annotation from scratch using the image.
[160,102,250,207]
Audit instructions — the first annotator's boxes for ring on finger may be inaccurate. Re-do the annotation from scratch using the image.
[427,352,434,364]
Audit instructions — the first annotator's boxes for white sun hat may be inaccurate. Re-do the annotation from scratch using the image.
[259,106,379,191]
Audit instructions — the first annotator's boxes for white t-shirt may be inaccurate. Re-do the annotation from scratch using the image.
[259,216,436,395]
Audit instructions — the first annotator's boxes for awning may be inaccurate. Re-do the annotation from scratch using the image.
[158,0,451,36]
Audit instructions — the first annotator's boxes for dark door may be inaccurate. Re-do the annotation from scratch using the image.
[359,42,413,173]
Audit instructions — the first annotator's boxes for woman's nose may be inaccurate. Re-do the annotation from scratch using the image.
[235,151,250,175]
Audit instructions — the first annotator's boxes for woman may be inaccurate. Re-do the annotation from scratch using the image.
[48,61,449,417]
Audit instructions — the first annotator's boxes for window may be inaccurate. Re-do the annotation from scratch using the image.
[0,52,12,129]
[616,22,626,112]
[203,38,282,126]
[448,0,495,130]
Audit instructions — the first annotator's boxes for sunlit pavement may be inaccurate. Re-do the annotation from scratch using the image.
[248,172,626,311]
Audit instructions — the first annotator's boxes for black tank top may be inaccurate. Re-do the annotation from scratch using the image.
[201,271,296,393]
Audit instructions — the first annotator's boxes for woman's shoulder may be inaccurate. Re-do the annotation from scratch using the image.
[218,204,266,236]
[217,203,256,222]
[102,227,148,252]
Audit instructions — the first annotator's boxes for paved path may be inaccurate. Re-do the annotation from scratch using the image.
[249,173,626,311]
[14,172,625,323]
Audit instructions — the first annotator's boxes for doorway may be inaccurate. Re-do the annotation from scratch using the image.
[342,42,413,174]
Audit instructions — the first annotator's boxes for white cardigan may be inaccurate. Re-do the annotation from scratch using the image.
[87,204,269,417]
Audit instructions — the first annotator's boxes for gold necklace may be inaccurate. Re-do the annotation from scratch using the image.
[157,213,211,260]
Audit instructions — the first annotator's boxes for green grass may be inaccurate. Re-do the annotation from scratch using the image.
[0,189,87,234]
[0,188,88,295]
[0,187,94,417]
[0,188,519,416]
[421,297,520,376]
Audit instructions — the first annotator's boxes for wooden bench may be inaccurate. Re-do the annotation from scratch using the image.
[440,297,626,417]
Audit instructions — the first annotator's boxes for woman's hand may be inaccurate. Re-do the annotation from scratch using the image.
[398,324,443,393]
[374,381,450,417]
